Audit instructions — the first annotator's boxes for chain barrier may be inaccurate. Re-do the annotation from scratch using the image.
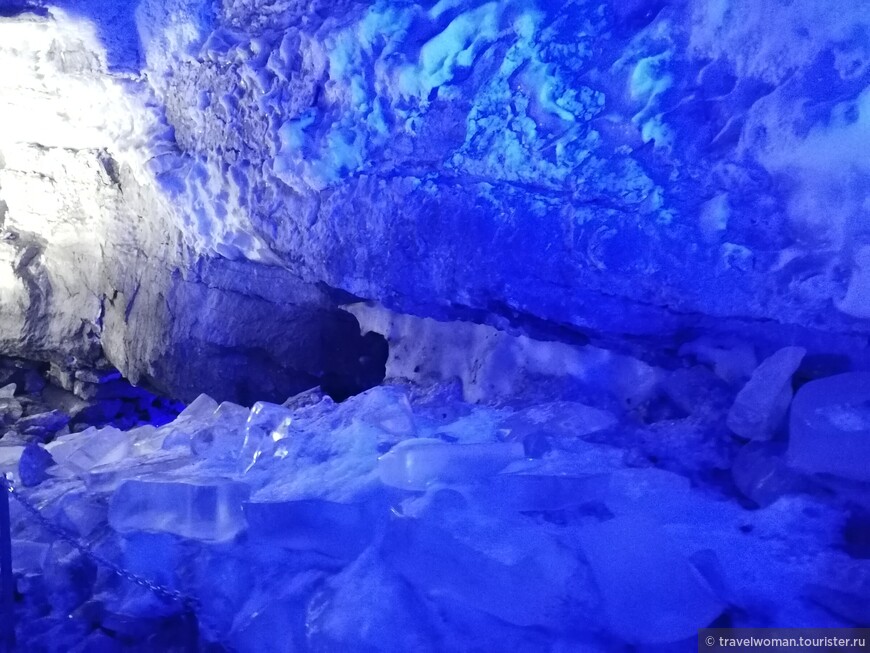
[2,474,200,611]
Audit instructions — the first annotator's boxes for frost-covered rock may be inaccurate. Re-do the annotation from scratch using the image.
[727,347,806,440]
[18,442,55,487]
[0,396,24,426]
[788,372,870,482]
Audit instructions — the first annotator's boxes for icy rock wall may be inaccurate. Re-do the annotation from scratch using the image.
[2,0,870,400]
[0,10,377,403]
[0,11,174,372]
[136,0,870,344]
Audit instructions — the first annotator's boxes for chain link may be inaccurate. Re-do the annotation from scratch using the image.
[2,475,200,611]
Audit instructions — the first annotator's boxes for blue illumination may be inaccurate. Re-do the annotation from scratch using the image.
[0,0,869,650]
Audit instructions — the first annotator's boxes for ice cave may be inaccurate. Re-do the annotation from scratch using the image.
[0,0,869,650]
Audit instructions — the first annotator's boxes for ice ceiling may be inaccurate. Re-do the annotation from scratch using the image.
[0,0,870,650]
[1,0,869,402]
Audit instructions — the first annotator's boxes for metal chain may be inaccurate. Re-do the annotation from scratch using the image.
[2,475,200,610]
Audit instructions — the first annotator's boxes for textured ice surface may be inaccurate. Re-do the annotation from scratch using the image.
[190,400,250,460]
[46,426,131,473]
[348,302,660,407]
[788,372,870,481]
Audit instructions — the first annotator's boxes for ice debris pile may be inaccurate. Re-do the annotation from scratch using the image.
[3,349,870,651]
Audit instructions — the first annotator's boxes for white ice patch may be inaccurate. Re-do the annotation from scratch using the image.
[688,0,868,84]
[345,301,660,407]
[397,2,503,101]
[0,12,155,156]
[629,51,674,148]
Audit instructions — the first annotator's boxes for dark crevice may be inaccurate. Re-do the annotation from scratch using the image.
[320,329,388,402]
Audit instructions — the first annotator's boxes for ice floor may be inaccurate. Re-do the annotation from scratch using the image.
[1,351,869,652]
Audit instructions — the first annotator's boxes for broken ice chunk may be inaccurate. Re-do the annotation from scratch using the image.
[244,499,375,559]
[239,401,294,473]
[0,383,15,398]
[177,393,220,421]
[109,478,250,542]
[305,550,432,653]
[191,401,250,462]
[788,372,870,482]
[46,427,131,473]
[579,516,723,644]
[160,393,222,450]
[346,385,417,440]
[12,540,49,574]
[158,397,217,450]
[0,445,23,471]
[726,346,805,440]
[128,425,161,456]
[378,439,524,491]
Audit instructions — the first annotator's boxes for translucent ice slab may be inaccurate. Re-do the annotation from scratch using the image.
[383,515,576,629]
[788,372,870,482]
[191,401,250,463]
[47,427,130,474]
[378,439,524,490]
[239,402,294,473]
[108,478,251,542]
